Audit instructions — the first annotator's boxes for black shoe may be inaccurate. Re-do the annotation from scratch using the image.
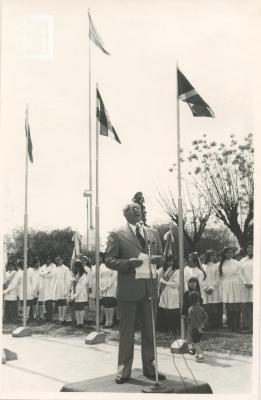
[115,376,129,384]
[144,372,166,381]
[188,349,196,355]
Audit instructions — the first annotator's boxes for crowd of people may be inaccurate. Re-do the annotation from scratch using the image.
[2,242,253,342]
[3,253,117,329]
[157,244,253,338]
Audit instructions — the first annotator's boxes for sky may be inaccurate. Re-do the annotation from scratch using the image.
[1,0,260,247]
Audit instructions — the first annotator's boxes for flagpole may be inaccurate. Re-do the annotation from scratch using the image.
[95,83,100,334]
[88,9,93,230]
[85,85,105,344]
[176,62,185,340]
[23,104,29,329]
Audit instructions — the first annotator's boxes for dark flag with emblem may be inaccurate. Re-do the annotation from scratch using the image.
[88,11,110,55]
[25,107,33,163]
[177,68,215,118]
[97,89,121,144]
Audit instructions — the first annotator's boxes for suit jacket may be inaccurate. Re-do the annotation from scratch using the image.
[105,224,163,301]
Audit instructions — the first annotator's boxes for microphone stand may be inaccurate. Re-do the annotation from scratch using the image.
[140,224,173,394]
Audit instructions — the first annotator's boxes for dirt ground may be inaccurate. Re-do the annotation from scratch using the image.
[2,321,252,357]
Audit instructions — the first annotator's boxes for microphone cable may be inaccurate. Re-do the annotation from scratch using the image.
[159,269,200,390]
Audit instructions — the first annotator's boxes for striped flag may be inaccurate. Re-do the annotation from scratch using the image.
[25,106,33,163]
[97,89,121,144]
[178,68,215,118]
[88,11,110,55]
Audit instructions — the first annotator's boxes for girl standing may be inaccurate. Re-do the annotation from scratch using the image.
[219,246,242,332]
[184,253,206,303]
[4,261,34,321]
[182,277,203,355]
[203,250,223,329]
[30,258,41,320]
[3,262,18,323]
[38,256,56,322]
[158,256,180,334]
[52,256,71,324]
[187,291,208,362]
[71,260,90,328]
[100,253,117,328]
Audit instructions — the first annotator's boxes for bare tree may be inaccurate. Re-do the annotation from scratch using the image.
[158,182,212,253]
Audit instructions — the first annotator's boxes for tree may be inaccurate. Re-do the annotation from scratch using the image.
[5,227,76,266]
[158,181,212,253]
[187,133,254,248]
[132,192,147,225]
[153,222,238,257]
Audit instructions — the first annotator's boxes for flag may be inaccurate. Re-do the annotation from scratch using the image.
[25,107,33,163]
[71,233,81,270]
[177,68,215,118]
[88,11,110,55]
[97,89,121,144]
[163,224,175,258]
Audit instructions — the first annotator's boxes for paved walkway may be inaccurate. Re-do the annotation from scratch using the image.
[1,333,253,395]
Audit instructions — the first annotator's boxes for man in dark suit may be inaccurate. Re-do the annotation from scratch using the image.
[105,202,165,384]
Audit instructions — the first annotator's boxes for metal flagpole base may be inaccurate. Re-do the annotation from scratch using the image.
[12,326,32,338]
[2,348,18,364]
[85,331,105,345]
[170,338,188,354]
[142,382,174,393]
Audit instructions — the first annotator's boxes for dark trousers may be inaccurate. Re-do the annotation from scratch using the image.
[204,303,223,329]
[4,300,18,323]
[45,300,53,321]
[241,302,253,331]
[226,303,241,332]
[117,297,157,378]
[157,307,180,334]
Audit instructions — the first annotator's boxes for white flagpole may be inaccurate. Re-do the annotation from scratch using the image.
[23,104,29,328]
[176,62,185,339]
[88,9,94,230]
[95,83,100,333]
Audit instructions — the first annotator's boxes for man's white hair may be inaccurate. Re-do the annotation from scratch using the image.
[122,201,140,216]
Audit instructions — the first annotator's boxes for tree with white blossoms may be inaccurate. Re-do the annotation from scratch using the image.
[187,133,254,248]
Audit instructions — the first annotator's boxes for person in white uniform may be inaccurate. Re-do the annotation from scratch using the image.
[3,262,18,323]
[71,260,90,327]
[202,250,223,329]
[184,253,206,302]
[100,253,117,328]
[4,260,34,321]
[239,243,253,332]
[218,246,242,332]
[38,256,56,321]
[30,258,41,320]
[80,255,91,324]
[52,256,71,324]
[158,256,180,334]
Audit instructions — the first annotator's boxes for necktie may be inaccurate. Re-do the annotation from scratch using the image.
[136,225,146,250]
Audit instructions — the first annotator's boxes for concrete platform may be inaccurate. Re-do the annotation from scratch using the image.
[61,368,212,393]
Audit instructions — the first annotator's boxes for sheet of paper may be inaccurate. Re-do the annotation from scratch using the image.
[135,253,157,279]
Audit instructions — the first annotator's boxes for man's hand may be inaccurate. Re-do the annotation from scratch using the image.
[127,258,143,268]
[151,255,164,265]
